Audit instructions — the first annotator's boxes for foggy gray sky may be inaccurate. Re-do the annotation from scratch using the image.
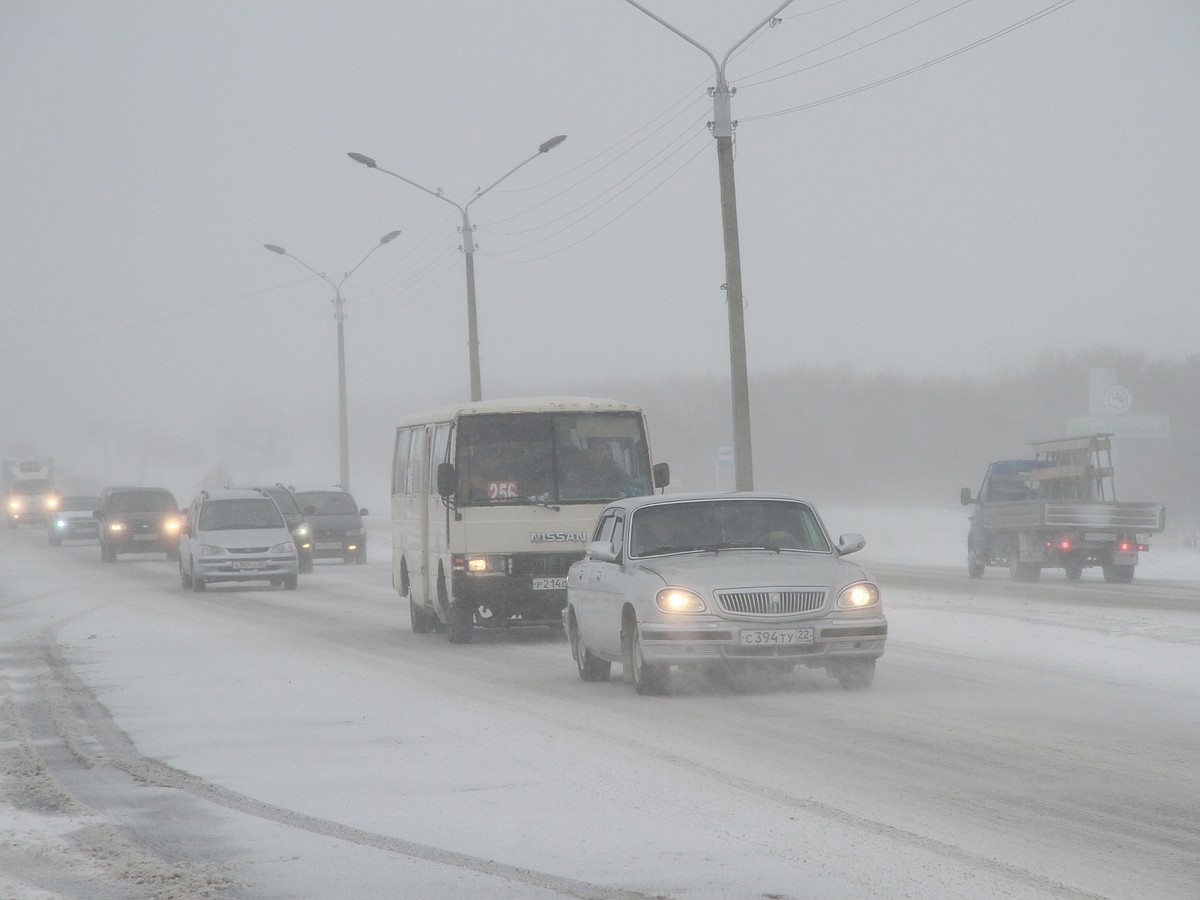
[3,1,1198,493]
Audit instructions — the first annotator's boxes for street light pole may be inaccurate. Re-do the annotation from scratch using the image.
[624,0,793,492]
[348,134,567,403]
[263,229,401,492]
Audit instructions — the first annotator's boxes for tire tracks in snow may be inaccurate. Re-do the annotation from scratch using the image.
[28,620,661,900]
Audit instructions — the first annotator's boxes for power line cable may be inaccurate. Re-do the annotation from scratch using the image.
[741,0,1077,121]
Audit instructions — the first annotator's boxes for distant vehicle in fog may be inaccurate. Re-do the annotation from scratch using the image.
[47,495,101,545]
[94,486,182,562]
[5,456,57,527]
[179,488,298,591]
[293,487,367,565]
[233,483,313,573]
[961,433,1166,583]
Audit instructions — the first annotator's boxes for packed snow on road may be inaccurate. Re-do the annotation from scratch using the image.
[1,508,1198,899]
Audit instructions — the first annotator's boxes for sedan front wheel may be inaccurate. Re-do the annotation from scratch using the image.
[624,615,666,696]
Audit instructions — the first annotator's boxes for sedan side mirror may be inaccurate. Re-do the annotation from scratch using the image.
[836,533,866,556]
[359,508,369,516]
[585,540,618,563]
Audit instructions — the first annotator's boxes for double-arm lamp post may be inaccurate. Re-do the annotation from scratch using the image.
[348,134,567,402]
[263,230,401,492]
[624,0,793,491]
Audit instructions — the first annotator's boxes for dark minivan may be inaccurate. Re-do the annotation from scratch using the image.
[95,486,182,562]
[293,487,367,565]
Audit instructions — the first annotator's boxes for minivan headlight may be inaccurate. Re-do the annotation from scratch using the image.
[270,541,296,554]
[198,544,227,556]
[836,581,880,609]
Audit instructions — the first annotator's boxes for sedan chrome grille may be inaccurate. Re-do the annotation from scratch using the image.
[716,589,826,616]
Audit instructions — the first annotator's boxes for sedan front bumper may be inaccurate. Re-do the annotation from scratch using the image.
[638,615,887,665]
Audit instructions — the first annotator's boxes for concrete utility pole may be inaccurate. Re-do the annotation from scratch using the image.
[624,0,793,491]
[348,135,567,403]
[263,230,401,492]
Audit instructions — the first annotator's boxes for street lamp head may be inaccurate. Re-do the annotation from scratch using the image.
[263,243,287,255]
[379,230,402,244]
[539,134,568,153]
[347,152,377,168]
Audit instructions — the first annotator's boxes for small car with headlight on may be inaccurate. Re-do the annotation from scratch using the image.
[95,486,183,561]
[565,492,886,695]
[293,487,368,564]
[179,488,299,591]
[234,483,313,573]
[47,495,101,545]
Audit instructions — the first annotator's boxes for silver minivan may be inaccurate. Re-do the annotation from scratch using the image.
[179,488,299,591]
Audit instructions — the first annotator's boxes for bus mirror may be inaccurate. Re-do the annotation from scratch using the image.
[653,462,671,490]
[437,462,457,498]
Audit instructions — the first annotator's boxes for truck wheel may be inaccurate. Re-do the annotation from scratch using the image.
[967,541,984,578]
[1064,560,1084,581]
[1102,564,1135,584]
[1009,556,1040,582]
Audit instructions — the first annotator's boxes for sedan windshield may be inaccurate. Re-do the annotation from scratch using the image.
[629,499,831,557]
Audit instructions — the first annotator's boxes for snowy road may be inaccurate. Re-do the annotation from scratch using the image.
[1,519,1198,899]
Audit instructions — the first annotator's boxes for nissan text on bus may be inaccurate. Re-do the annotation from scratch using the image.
[391,396,669,643]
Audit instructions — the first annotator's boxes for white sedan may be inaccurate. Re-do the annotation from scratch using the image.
[565,492,886,695]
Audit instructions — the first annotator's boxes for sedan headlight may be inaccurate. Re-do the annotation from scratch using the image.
[108,521,126,533]
[270,541,296,554]
[294,524,310,538]
[198,544,227,556]
[836,581,880,609]
[44,496,60,511]
[349,526,366,537]
[54,518,68,530]
[163,517,182,533]
[8,498,23,512]
[655,587,707,613]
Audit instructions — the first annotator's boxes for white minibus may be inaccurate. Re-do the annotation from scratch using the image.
[392,396,669,643]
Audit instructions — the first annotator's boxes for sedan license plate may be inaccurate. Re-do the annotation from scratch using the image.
[314,542,343,550]
[740,628,814,646]
[231,560,266,570]
[133,534,158,541]
[532,577,567,590]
